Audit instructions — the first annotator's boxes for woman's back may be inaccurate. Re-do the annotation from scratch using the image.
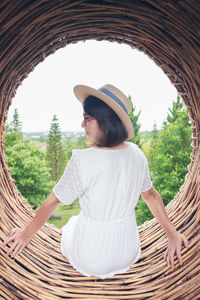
[75,142,151,221]
[53,142,152,279]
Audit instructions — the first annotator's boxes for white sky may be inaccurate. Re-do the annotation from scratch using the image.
[7,40,177,133]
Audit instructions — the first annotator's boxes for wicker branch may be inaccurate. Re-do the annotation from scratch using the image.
[0,0,200,299]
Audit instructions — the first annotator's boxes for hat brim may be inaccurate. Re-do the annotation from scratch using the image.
[73,85,134,140]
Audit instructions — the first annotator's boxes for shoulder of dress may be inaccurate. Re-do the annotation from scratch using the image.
[72,147,94,158]
[128,142,140,152]
[128,143,146,158]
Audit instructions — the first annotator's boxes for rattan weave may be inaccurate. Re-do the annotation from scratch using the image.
[0,1,200,299]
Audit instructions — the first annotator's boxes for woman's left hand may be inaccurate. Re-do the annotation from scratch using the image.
[164,231,189,268]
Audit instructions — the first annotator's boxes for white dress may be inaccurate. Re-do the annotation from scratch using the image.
[53,142,152,279]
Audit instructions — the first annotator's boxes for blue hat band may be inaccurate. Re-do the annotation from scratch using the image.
[99,87,128,114]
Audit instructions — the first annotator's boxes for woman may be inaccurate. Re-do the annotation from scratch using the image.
[0,84,189,279]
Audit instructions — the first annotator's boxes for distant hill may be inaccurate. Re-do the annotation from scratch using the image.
[23,131,85,138]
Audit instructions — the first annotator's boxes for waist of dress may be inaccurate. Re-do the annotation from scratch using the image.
[79,210,134,226]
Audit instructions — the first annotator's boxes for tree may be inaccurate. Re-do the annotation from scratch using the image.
[165,95,183,125]
[5,109,23,146]
[136,95,192,224]
[11,108,22,133]
[4,110,54,208]
[46,115,67,181]
[128,96,142,148]
[5,138,54,208]
[149,96,192,206]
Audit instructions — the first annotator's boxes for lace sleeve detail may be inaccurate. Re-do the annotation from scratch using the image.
[141,158,152,193]
[53,153,85,205]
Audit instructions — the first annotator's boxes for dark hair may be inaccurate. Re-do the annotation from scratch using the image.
[83,95,128,147]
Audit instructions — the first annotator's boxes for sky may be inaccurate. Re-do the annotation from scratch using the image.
[7,40,178,133]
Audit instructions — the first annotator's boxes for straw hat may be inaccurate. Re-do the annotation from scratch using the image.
[73,84,134,139]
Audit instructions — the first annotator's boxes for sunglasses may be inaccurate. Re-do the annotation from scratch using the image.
[83,115,96,122]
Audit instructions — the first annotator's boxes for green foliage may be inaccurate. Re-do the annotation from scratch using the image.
[140,131,152,143]
[149,96,192,206]
[5,108,22,144]
[128,96,142,148]
[4,109,54,208]
[165,95,183,125]
[139,131,153,158]
[46,115,68,181]
[136,96,192,224]
[4,124,23,146]
[11,108,22,133]
[5,136,53,208]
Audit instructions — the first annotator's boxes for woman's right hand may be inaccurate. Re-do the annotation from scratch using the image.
[0,227,31,258]
[164,231,189,268]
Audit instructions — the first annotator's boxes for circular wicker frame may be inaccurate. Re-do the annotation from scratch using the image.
[0,1,200,299]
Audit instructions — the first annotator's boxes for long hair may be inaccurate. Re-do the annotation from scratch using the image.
[83,95,128,147]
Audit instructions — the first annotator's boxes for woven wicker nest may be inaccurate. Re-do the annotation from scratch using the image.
[0,1,200,299]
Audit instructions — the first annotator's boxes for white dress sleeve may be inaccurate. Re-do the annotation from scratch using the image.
[141,157,152,193]
[53,152,85,205]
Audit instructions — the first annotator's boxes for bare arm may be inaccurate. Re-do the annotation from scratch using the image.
[141,187,189,267]
[25,192,60,237]
[0,192,60,258]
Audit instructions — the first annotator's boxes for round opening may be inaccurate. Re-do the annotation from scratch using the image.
[6,40,189,228]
